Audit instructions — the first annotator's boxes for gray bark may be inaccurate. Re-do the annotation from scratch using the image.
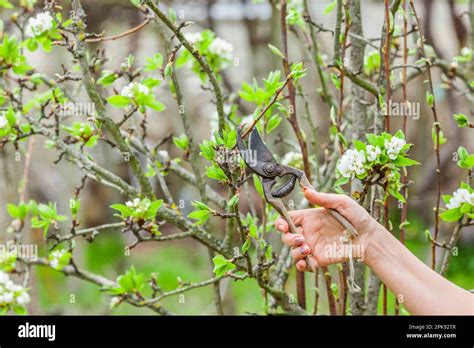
[348,0,369,316]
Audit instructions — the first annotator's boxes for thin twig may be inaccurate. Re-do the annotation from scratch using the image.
[85,18,151,43]
[145,0,226,134]
[409,0,442,271]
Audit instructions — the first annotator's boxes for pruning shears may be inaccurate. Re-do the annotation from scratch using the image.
[236,126,359,273]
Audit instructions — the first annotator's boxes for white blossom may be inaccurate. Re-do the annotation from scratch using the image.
[288,0,304,12]
[49,259,59,269]
[185,32,203,45]
[5,280,21,292]
[0,271,30,309]
[337,149,366,178]
[125,198,150,213]
[16,292,31,305]
[2,292,14,303]
[0,116,8,129]
[281,151,303,167]
[121,82,150,98]
[0,271,9,284]
[468,193,474,206]
[446,188,473,209]
[49,249,69,270]
[461,47,471,56]
[366,145,381,162]
[208,37,233,61]
[25,12,54,38]
[286,0,304,23]
[158,150,170,162]
[384,136,406,160]
[109,296,121,309]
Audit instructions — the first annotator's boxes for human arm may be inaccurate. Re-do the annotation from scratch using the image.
[275,188,474,315]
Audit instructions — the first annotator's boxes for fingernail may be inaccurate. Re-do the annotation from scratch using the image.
[300,245,310,254]
[294,237,304,246]
[277,223,284,230]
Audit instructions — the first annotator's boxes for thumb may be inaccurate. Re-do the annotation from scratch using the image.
[303,188,348,211]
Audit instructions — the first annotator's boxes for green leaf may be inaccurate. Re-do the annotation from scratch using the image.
[440,208,463,222]
[97,70,118,87]
[25,38,38,52]
[290,62,306,81]
[199,140,215,161]
[242,239,250,254]
[442,195,452,204]
[331,74,341,89]
[453,113,469,128]
[223,129,237,149]
[206,164,228,182]
[424,229,432,242]
[173,134,189,151]
[394,129,405,140]
[107,95,131,108]
[144,97,165,111]
[268,44,284,59]
[460,202,471,214]
[336,132,347,148]
[353,140,366,152]
[399,220,410,229]
[266,114,281,134]
[252,174,264,198]
[227,195,239,209]
[110,204,132,217]
[457,146,469,161]
[392,156,419,166]
[334,176,349,187]
[84,135,99,148]
[147,199,163,218]
[323,0,337,15]
[144,53,163,72]
[12,305,27,315]
[457,147,474,168]
[188,209,210,219]
[5,107,16,126]
[388,186,406,203]
[265,244,273,260]
[7,203,20,218]
[69,198,81,216]
[365,134,378,146]
[464,155,474,168]
[0,0,13,9]
[117,274,134,293]
[249,223,258,239]
[212,255,235,277]
[431,126,447,147]
[142,77,161,89]
[426,91,434,107]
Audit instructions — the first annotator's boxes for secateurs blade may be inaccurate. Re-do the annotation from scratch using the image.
[236,126,359,272]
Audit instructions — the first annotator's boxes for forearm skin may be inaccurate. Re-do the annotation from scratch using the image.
[364,224,474,315]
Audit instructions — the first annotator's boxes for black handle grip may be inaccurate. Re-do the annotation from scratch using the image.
[272,174,297,198]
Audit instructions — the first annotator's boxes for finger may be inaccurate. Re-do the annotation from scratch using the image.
[281,229,305,247]
[303,188,351,211]
[296,257,319,272]
[275,211,305,233]
[290,244,311,262]
[296,259,307,272]
[287,210,306,226]
[275,217,289,233]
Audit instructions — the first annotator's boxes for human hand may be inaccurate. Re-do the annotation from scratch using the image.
[275,188,380,271]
